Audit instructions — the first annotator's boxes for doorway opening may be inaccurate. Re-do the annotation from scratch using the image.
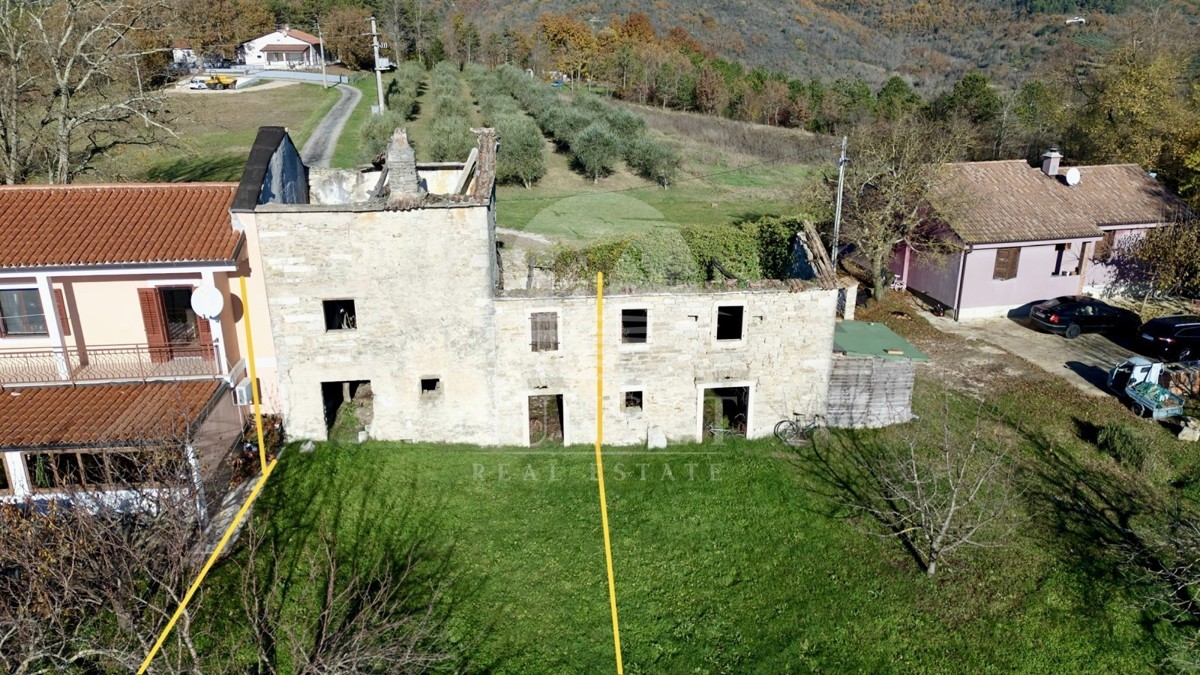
[321,380,371,438]
[702,386,749,439]
[528,394,564,446]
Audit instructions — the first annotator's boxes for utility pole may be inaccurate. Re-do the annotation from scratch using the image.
[316,20,328,89]
[368,16,386,114]
[831,135,848,269]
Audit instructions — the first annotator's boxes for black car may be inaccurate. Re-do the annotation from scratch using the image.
[1029,296,1140,339]
[1137,315,1200,361]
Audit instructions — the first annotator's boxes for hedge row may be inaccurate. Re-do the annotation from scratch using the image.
[425,61,475,162]
[489,65,681,186]
[542,216,804,287]
[359,61,425,163]
[466,64,546,188]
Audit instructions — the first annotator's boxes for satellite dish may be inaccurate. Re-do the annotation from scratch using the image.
[190,285,225,320]
[1065,167,1082,186]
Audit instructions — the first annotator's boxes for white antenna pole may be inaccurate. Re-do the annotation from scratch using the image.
[369,16,386,114]
[831,135,848,268]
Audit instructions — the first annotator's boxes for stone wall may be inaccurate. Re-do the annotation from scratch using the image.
[491,288,838,446]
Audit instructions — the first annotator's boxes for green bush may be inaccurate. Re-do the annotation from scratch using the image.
[493,114,545,188]
[1098,423,1145,470]
[357,110,408,162]
[680,223,763,280]
[611,229,703,285]
[539,106,595,147]
[626,137,681,187]
[427,115,475,162]
[740,216,802,280]
[571,122,621,182]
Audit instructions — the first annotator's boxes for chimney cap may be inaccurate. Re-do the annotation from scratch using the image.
[1042,148,1063,158]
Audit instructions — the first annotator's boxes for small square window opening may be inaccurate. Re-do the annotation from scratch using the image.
[621,309,648,344]
[323,299,357,331]
[623,391,643,411]
[421,378,441,394]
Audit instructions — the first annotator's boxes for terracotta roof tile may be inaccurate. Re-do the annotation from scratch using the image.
[934,160,1183,245]
[283,28,322,45]
[263,43,311,53]
[0,381,221,448]
[0,183,240,269]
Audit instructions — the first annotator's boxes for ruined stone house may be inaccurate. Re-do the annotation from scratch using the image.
[234,126,842,446]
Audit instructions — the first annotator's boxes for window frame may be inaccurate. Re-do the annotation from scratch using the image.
[992,247,1021,281]
[619,307,649,346]
[0,287,48,337]
[0,456,11,495]
[622,390,644,412]
[529,310,560,352]
[715,304,746,342]
[22,448,182,492]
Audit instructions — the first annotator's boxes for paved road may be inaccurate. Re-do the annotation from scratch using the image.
[927,313,1139,396]
[300,83,362,168]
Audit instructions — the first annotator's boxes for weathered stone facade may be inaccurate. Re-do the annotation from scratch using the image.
[245,127,839,446]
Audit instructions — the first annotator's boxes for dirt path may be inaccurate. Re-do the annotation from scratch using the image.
[300,83,362,168]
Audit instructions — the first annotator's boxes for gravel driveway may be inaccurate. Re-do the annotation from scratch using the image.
[925,313,1139,397]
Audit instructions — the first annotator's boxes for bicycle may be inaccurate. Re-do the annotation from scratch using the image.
[774,413,829,445]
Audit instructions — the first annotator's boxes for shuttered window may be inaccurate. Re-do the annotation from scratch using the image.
[993,247,1021,281]
[530,312,559,352]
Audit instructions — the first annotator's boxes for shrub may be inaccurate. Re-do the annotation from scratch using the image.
[494,114,545,188]
[740,216,803,280]
[625,137,681,187]
[1098,423,1145,470]
[679,223,763,280]
[358,110,408,162]
[539,106,595,147]
[427,116,475,162]
[571,122,621,182]
[611,229,703,285]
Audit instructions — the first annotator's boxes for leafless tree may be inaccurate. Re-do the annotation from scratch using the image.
[800,399,1019,576]
[0,0,175,184]
[832,117,970,300]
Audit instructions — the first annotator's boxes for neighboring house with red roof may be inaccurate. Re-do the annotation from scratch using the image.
[240,26,325,70]
[892,151,1185,320]
[0,183,270,511]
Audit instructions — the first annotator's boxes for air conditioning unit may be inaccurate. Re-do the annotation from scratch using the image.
[234,378,253,406]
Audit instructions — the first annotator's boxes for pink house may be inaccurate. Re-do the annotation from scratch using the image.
[0,184,275,510]
[894,151,1184,320]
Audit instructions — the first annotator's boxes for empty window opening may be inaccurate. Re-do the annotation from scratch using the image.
[703,386,749,439]
[531,312,559,352]
[323,299,357,331]
[716,306,744,341]
[421,378,441,395]
[529,394,564,446]
[623,391,643,411]
[321,380,371,435]
[161,287,199,343]
[621,309,648,344]
[1053,243,1077,276]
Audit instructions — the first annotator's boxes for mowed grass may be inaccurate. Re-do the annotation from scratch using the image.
[329,74,393,169]
[91,82,342,182]
[215,380,1172,672]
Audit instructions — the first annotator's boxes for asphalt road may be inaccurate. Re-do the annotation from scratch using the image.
[300,83,362,168]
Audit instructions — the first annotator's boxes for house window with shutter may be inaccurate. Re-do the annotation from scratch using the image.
[530,312,559,352]
[138,287,214,363]
[993,247,1021,281]
[0,289,47,336]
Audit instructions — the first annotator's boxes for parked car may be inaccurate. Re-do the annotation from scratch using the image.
[1029,295,1140,339]
[186,76,209,90]
[1137,315,1200,361]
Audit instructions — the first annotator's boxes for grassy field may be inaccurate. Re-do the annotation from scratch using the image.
[329,75,392,169]
[204,361,1195,672]
[90,82,342,183]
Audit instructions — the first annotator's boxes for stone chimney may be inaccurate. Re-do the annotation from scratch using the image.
[1041,148,1062,177]
[384,128,421,198]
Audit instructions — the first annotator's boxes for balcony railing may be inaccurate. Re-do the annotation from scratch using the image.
[0,343,223,386]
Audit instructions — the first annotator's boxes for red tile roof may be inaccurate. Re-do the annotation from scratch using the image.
[284,28,322,45]
[934,160,1183,245]
[0,381,222,448]
[0,183,240,269]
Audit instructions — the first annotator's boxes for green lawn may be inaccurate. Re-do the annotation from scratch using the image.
[329,74,392,169]
[212,372,1180,672]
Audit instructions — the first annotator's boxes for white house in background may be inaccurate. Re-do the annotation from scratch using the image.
[239,26,324,70]
[172,41,196,66]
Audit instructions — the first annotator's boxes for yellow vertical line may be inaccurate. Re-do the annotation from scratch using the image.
[239,276,268,473]
[137,457,278,674]
[594,272,624,674]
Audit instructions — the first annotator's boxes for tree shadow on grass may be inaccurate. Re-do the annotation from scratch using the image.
[143,153,245,182]
[213,444,499,671]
